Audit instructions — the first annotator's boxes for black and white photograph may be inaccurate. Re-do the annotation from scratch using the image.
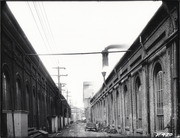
[1,0,180,137]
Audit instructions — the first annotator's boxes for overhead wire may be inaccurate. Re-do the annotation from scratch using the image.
[27,2,57,71]
[36,2,59,65]
[32,2,64,85]
[33,2,52,51]
[27,2,55,66]
[39,2,58,65]
[38,2,55,47]
[26,50,131,56]
[41,2,56,48]
[27,2,51,70]
[27,2,48,49]
[31,2,57,66]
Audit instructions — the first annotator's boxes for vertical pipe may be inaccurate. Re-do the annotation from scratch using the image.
[121,85,124,133]
[177,1,180,135]
[145,63,151,136]
[11,65,15,138]
[0,1,2,137]
[10,5,16,136]
[141,33,150,135]
[108,95,109,125]
[173,41,178,136]
[36,60,40,129]
[130,77,134,134]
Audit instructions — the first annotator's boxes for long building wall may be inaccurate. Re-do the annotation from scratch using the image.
[90,2,179,137]
[1,3,71,137]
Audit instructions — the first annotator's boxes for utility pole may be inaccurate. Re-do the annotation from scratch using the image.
[63,90,71,103]
[66,90,71,103]
[52,66,67,94]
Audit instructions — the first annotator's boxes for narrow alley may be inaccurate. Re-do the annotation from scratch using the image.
[49,122,122,137]
[1,1,180,138]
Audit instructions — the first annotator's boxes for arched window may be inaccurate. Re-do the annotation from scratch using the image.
[103,99,106,116]
[2,72,11,110]
[111,93,113,124]
[32,87,37,127]
[135,77,142,129]
[124,85,129,127]
[32,87,36,115]
[15,77,21,110]
[46,95,50,116]
[42,94,45,115]
[41,94,45,127]
[116,90,120,126]
[37,92,41,128]
[38,92,41,116]
[50,97,53,115]
[25,84,29,111]
[64,108,67,118]
[154,63,164,130]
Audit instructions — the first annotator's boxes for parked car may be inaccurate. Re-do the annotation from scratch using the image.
[85,122,97,131]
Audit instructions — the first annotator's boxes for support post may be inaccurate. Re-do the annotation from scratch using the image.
[0,1,2,137]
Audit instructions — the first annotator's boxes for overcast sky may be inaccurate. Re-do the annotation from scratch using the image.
[7,1,162,108]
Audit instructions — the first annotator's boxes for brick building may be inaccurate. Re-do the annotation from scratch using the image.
[1,2,71,137]
[90,1,180,137]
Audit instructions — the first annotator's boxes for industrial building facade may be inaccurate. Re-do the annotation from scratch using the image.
[90,1,180,137]
[1,3,71,137]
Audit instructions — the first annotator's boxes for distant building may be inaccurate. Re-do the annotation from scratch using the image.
[71,106,85,122]
[83,82,94,122]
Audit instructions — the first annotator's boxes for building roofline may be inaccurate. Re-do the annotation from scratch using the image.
[2,3,69,104]
[91,2,176,104]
